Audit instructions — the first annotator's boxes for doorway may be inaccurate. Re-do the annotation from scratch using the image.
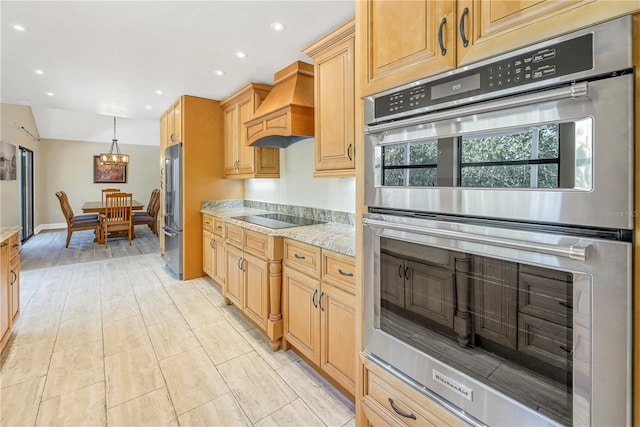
[18,147,34,242]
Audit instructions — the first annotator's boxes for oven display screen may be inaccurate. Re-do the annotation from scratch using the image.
[431,74,480,101]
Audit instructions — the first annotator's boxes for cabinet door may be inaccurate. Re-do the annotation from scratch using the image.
[172,100,182,144]
[213,235,226,287]
[472,256,518,349]
[380,252,405,308]
[225,244,244,307]
[0,244,10,345]
[358,0,456,96]
[313,27,355,175]
[405,261,454,329]
[236,96,256,175]
[223,105,239,176]
[283,267,320,364]
[320,282,356,393]
[9,254,19,324]
[203,229,214,278]
[242,252,270,331]
[455,0,638,66]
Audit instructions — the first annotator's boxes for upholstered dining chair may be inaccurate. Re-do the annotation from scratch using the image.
[55,191,100,248]
[101,188,121,202]
[133,188,161,235]
[99,192,133,248]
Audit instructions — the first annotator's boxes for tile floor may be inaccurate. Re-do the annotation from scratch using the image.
[0,250,355,426]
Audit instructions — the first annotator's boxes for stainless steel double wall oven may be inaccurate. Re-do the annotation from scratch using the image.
[362,17,633,427]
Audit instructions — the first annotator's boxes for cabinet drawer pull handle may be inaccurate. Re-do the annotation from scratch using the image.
[318,291,325,311]
[338,268,353,277]
[10,270,17,284]
[0,243,7,248]
[404,266,410,280]
[347,144,353,161]
[438,17,447,56]
[11,244,19,249]
[459,7,469,48]
[210,239,215,248]
[294,253,306,260]
[388,398,416,420]
[398,264,403,278]
[312,288,318,308]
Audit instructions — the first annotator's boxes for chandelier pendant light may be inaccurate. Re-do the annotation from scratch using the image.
[99,116,129,165]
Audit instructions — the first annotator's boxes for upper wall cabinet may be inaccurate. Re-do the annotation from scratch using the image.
[357,0,640,97]
[166,99,182,146]
[303,18,356,177]
[220,83,280,179]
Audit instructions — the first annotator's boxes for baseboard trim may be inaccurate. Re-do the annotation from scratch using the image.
[35,223,66,234]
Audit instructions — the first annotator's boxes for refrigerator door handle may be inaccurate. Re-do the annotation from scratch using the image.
[161,226,179,238]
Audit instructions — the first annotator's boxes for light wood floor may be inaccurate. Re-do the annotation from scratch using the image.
[0,229,355,426]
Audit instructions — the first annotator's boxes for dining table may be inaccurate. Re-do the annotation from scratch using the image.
[81,200,145,243]
[81,200,145,214]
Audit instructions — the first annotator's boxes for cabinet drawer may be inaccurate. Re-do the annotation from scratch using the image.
[518,272,572,326]
[322,250,355,293]
[284,239,321,278]
[365,364,466,427]
[225,223,243,247]
[8,233,19,260]
[202,214,214,232]
[244,229,269,259]
[213,218,224,237]
[518,313,573,369]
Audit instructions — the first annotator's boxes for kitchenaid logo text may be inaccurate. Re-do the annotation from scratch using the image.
[433,370,473,401]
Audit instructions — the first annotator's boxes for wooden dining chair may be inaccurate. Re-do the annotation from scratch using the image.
[55,191,100,248]
[133,188,161,235]
[101,188,121,203]
[100,192,133,248]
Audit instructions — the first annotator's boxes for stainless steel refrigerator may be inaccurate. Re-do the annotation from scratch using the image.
[162,143,183,279]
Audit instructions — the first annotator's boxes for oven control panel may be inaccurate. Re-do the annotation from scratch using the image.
[374,34,593,121]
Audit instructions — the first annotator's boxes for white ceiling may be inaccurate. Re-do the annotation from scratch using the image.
[1,0,355,146]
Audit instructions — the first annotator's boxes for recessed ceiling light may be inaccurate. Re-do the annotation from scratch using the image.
[12,24,28,32]
[270,22,286,31]
[33,69,44,75]
[154,90,163,95]
[214,70,225,76]
[145,105,153,110]
[46,92,54,97]
[234,51,247,59]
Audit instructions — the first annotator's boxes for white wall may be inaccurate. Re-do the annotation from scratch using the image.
[39,139,159,227]
[0,104,41,228]
[244,138,355,213]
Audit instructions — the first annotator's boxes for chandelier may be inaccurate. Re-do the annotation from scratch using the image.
[99,116,129,165]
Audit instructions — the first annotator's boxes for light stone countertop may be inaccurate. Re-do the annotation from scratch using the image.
[201,207,356,257]
[0,226,21,243]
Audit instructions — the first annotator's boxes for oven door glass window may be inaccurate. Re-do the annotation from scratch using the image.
[382,139,439,186]
[377,118,592,190]
[378,236,577,426]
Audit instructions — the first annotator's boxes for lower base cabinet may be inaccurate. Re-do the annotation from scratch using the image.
[0,230,20,353]
[361,355,468,427]
[283,239,356,395]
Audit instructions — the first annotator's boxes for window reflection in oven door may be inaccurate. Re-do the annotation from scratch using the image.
[363,212,631,427]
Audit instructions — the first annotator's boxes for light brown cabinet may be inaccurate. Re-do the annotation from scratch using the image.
[303,18,356,177]
[167,99,182,146]
[202,214,214,278]
[283,239,356,395]
[361,355,468,426]
[224,223,284,350]
[220,83,280,179]
[0,231,20,353]
[357,0,640,97]
[159,95,244,280]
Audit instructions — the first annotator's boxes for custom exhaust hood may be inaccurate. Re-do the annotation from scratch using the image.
[245,61,314,148]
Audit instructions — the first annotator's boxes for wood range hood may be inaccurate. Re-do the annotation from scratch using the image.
[244,61,314,148]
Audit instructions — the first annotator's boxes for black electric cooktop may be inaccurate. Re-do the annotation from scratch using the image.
[232,213,326,229]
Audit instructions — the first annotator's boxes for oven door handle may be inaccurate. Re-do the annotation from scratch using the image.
[364,81,589,135]
[363,218,591,261]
